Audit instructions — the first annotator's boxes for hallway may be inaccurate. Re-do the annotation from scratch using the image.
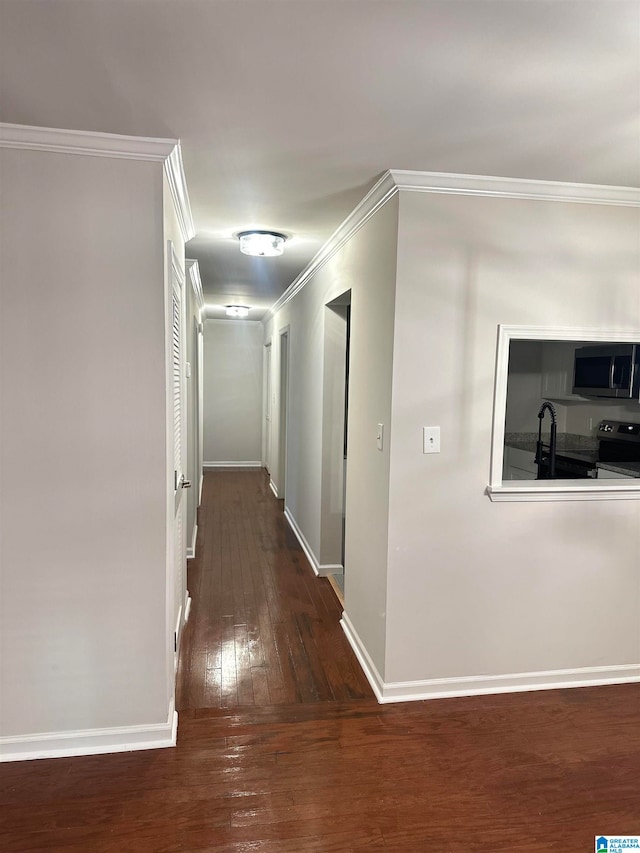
[176,469,372,709]
[1,470,640,851]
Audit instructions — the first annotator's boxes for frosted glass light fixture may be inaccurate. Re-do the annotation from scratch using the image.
[238,230,286,257]
[226,305,250,318]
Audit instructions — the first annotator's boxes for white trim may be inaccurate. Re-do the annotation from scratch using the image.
[283,507,342,577]
[267,172,640,319]
[341,614,640,704]
[268,172,397,318]
[174,602,183,675]
[186,259,205,314]
[203,461,263,468]
[378,666,640,704]
[0,121,176,161]
[488,481,640,501]
[284,507,319,576]
[164,143,196,242]
[187,523,198,559]
[0,700,177,763]
[0,124,195,243]
[320,563,344,575]
[184,594,192,624]
[389,169,640,207]
[340,613,385,701]
[269,480,279,498]
[489,325,640,500]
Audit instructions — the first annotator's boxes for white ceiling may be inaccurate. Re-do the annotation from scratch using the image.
[1,0,638,319]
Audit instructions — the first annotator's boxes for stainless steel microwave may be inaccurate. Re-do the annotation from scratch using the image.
[573,344,640,400]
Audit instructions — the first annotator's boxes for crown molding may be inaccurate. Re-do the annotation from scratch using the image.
[389,169,640,207]
[267,169,640,319]
[0,122,176,162]
[267,171,398,318]
[0,123,196,243]
[164,142,196,242]
[186,259,205,314]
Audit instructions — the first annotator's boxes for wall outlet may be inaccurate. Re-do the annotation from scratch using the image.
[423,426,440,454]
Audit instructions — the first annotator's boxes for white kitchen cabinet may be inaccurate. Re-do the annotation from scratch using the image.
[503,446,538,480]
[540,342,584,401]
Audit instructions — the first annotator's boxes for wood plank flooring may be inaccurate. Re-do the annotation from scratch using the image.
[2,469,640,851]
[176,469,372,709]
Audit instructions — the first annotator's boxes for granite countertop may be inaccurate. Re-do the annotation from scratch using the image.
[504,432,598,457]
[504,432,640,478]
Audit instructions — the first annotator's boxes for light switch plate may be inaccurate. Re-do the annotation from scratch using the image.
[423,426,440,454]
[377,423,384,451]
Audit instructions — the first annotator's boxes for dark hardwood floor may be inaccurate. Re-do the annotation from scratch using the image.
[2,469,639,852]
[175,469,371,710]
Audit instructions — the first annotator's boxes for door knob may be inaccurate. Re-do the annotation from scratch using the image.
[181,478,192,489]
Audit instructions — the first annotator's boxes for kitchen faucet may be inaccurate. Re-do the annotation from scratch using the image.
[536,401,557,479]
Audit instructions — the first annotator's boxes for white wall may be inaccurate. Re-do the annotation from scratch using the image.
[0,147,172,740]
[385,190,640,688]
[203,319,263,464]
[264,197,399,675]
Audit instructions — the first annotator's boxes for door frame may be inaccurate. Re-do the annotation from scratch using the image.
[263,340,272,474]
[277,326,290,502]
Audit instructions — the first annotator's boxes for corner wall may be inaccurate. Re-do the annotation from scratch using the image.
[264,196,399,677]
[383,190,640,696]
[0,147,171,750]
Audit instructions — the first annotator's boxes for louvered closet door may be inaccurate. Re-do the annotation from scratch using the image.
[170,243,187,666]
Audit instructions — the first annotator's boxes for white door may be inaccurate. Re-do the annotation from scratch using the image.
[170,243,188,667]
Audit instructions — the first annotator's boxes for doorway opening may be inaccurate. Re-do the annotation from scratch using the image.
[277,328,290,502]
[263,341,272,475]
[320,291,351,594]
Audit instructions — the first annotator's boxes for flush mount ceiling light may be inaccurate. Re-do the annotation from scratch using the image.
[226,305,250,318]
[238,230,286,257]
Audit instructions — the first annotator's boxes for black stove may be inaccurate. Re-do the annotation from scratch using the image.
[598,420,640,462]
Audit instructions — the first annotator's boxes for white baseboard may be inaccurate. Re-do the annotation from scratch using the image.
[284,507,319,575]
[187,523,198,559]
[320,563,344,576]
[283,507,342,577]
[269,479,279,498]
[340,612,640,705]
[184,593,192,623]
[284,507,345,577]
[0,699,178,763]
[203,461,262,468]
[340,613,385,701]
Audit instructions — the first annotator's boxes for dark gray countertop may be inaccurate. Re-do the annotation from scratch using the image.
[597,460,640,477]
[504,432,640,478]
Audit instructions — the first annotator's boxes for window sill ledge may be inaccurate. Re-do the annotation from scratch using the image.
[487,480,640,502]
